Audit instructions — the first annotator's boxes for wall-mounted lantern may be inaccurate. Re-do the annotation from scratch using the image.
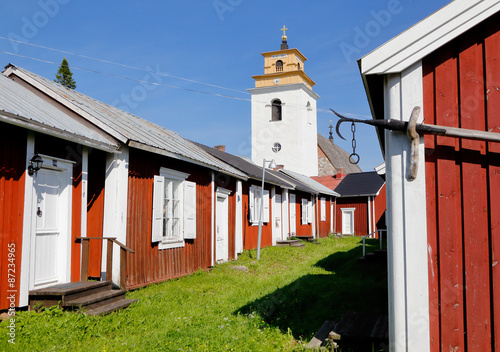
[28,153,43,176]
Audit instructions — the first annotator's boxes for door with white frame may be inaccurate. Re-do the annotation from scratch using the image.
[341,208,355,235]
[30,156,73,289]
[215,188,231,263]
[274,194,282,242]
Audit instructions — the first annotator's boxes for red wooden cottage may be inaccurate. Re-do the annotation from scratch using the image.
[0,64,248,310]
[197,144,339,247]
[277,168,339,239]
[314,172,386,237]
[359,0,500,350]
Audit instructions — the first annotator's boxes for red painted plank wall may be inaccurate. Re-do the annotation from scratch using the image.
[374,184,387,231]
[423,13,500,351]
[317,197,332,238]
[242,181,273,250]
[335,198,368,236]
[86,149,106,278]
[126,148,234,289]
[291,191,313,238]
[0,123,26,310]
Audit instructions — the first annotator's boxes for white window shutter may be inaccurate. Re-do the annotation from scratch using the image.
[183,181,197,239]
[321,198,326,221]
[308,200,313,224]
[249,186,256,223]
[263,190,270,223]
[152,176,165,242]
[301,199,308,225]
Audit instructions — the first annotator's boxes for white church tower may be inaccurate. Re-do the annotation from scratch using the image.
[249,26,319,176]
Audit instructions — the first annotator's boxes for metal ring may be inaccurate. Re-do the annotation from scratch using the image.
[349,153,360,164]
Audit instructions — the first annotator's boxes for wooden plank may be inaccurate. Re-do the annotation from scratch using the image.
[80,239,89,281]
[459,27,492,351]
[423,56,441,352]
[307,320,335,349]
[106,239,113,282]
[485,14,500,351]
[434,43,466,352]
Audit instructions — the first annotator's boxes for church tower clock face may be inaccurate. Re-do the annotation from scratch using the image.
[249,26,319,176]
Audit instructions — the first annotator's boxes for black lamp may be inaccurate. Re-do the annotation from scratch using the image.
[28,153,43,176]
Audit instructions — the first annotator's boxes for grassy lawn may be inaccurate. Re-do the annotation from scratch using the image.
[1,236,387,351]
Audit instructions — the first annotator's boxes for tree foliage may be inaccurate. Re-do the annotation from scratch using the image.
[54,57,76,89]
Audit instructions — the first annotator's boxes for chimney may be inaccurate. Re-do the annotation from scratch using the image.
[214,145,226,152]
[336,168,345,179]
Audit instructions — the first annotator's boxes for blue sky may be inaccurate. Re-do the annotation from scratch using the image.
[0,0,451,172]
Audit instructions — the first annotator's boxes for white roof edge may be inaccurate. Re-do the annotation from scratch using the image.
[0,111,120,153]
[360,0,500,75]
[4,65,129,144]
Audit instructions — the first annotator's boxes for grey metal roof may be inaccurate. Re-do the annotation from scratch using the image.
[268,169,319,194]
[278,169,340,197]
[0,73,120,152]
[195,143,294,188]
[334,171,385,197]
[317,134,362,174]
[5,64,246,179]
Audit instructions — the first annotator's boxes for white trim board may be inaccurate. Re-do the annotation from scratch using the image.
[384,62,430,352]
[360,0,500,75]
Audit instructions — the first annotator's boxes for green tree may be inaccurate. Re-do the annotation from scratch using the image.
[54,57,76,89]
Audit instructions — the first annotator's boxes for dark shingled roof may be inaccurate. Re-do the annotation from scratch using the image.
[317,133,362,174]
[194,143,294,189]
[334,172,385,197]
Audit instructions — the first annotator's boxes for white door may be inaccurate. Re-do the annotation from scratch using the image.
[30,158,72,289]
[289,193,296,237]
[341,208,355,235]
[274,194,282,242]
[215,194,229,263]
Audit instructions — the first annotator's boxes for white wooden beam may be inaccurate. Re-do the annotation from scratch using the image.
[385,61,430,352]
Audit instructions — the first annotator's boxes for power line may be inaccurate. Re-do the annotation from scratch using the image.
[0,50,252,102]
[0,47,367,118]
[0,36,250,96]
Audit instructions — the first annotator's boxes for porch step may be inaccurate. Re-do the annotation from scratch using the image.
[313,311,388,351]
[29,281,137,315]
[294,236,318,243]
[84,298,138,316]
[63,289,126,310]
[276,240,301,247]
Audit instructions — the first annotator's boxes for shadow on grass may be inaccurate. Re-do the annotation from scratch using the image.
[235,239,388,340]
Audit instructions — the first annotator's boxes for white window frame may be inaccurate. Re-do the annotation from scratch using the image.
[320,197,327,222]
[249,185,270,226]
[152,168,196,250]
[301,198,313,225]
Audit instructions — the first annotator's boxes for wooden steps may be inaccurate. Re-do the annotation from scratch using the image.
[276,240,305,247]
[29,281,137,316]
[308,311,388,351]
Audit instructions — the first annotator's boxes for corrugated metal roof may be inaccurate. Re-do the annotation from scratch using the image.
[279,169,340,196]
[195,143,294,188]
[268,169,319,194]
[0,74,119,151]
[333,171,385,197]
[6,65,246,179]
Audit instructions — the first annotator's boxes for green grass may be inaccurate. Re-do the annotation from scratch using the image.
[0,236,387,351]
